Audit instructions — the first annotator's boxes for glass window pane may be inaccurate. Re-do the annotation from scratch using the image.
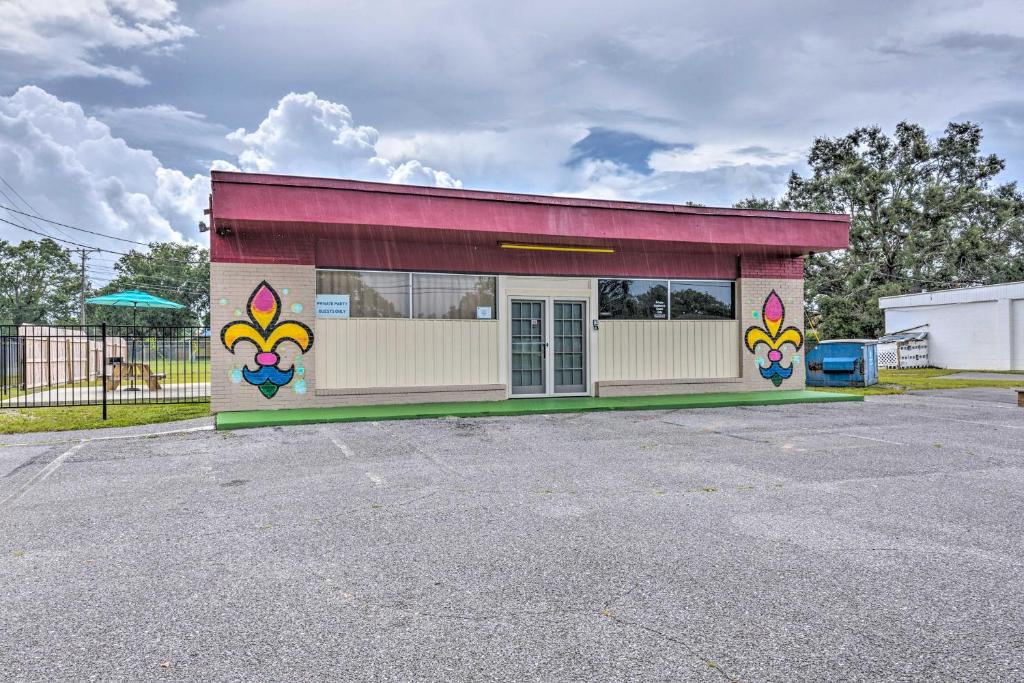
[598,279,669,319]
[316,270,409,318]
[412,274,497,319]
[670,281,734,320]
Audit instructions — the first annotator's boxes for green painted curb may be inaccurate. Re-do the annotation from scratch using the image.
[215,390,862,430]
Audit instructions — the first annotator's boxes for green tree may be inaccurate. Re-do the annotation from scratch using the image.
[0,239,82,325]
[738,122,1024,338]
[88,243,210,329]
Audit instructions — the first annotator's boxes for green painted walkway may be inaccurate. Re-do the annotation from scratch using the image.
[215,389,861,430]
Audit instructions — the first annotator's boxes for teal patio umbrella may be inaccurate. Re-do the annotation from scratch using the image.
[86,290,185,391]
[86,289,185,320]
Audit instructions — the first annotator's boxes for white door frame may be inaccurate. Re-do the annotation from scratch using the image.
[506,294,590,398]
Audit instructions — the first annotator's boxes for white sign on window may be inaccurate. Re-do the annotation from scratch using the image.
[476,306,493,319]
[316,294,350,318]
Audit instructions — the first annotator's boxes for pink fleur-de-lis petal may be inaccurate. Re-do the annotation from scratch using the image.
[249,282,278,331]
[764,291,783,323]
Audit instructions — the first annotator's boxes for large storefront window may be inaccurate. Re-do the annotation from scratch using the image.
[316,270,496,319]
[317,270,409,318]
[670,281,734,320]
[412,273,496,319]
[598,279,669,319]
[599,279,734,320]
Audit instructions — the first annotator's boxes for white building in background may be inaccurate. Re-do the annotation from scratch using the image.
[878,281,1024,371]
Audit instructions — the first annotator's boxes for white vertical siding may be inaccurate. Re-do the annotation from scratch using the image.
[598,320,739,381]
[1011,300,1024,371]
[885,300,1008,370]
[315,319,501,389]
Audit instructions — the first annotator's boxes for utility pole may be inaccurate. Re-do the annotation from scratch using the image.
[74,247,101,325]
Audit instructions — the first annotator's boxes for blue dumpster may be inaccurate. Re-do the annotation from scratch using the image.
[805,340,878,387]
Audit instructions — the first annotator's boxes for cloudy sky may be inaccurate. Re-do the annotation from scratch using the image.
[1,0,1023,273]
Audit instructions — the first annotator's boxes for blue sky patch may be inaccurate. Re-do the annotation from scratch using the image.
[566,127,690,174]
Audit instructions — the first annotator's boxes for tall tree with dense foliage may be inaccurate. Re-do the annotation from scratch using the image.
[0,239,82,325]
[739,122,1024,338]
[88,243,210,328]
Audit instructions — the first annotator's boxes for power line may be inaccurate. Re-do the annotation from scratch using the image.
[86,262,208,280]
[0,216,207,266]
[0,215,131,255]
[0,203,153,246]
[0,175,76,242]
[85,276,209,295]
[85,264,207,283]
[85,270,209,290]
[86,276,208,292]
[84,266,208,291]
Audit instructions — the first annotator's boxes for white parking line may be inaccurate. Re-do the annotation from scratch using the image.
[0,424,214,449]
[833,433,906,446]
[0,442,86,510]
[949,418,1024,430]
[327,435,354,458]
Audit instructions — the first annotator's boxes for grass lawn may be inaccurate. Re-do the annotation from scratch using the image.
[0,402,210,435]
[141,359,211,383]
[810,368,1024,396]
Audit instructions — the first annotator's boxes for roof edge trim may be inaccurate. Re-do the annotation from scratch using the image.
[211,171,849,224]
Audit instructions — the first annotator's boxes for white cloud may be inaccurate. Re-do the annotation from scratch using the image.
[649,144,804,174]
[376,126,579,193]
[94,104,235,154]
[0,83,805,261]
[0,0,194,86]
[0,86,208,249]
[377,125,799,205]
[561,150,796,207]
[224,92,461,188]
[0,87,470,257]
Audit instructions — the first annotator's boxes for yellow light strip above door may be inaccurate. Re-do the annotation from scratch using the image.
[498,242,615,254]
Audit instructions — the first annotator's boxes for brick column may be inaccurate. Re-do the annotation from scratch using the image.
[210,262,317,413]
[737,256,806,391]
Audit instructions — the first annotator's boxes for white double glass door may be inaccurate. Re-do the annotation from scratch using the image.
[510,298,587,396]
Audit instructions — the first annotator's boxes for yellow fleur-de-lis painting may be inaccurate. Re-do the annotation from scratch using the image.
[744,289,803,387]
[220,281,313,398]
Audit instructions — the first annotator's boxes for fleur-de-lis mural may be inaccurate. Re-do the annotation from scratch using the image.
[744,290,803,387]
[220,281,314,398]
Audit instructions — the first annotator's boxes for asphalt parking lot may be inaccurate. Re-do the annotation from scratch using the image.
[2,390,1023,681]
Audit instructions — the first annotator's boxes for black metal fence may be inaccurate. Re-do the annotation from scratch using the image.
[0,324,210,417]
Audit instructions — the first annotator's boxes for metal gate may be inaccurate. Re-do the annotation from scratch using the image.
[0,324,210,418]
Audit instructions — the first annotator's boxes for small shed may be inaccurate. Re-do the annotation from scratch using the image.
[806,340,879,387]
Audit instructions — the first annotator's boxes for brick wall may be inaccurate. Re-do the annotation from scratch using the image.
[741,255,805,280]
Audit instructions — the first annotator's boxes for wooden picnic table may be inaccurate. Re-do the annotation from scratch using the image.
[104,362,166,391]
